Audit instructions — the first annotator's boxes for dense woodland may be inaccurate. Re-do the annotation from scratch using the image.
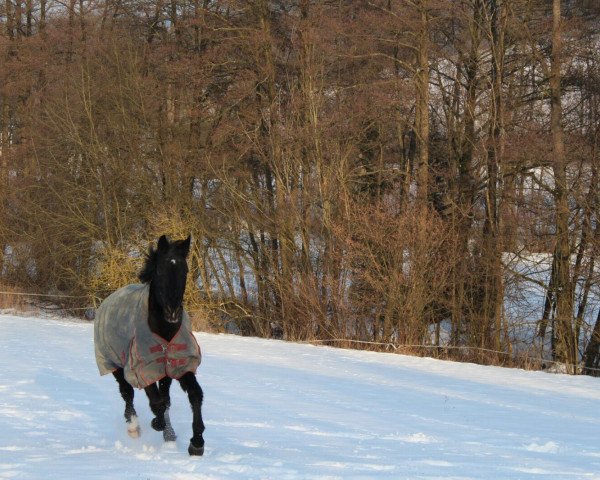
[1,0,600,373]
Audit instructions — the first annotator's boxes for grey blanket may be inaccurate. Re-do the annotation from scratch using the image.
[94,283,201,389]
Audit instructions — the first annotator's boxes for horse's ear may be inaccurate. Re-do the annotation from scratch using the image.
[157,235,169,253]
[181,234,191,258]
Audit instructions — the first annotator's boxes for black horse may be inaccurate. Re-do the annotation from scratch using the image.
[94,235,205,456]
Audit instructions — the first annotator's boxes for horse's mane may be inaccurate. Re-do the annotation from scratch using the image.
[138,245,157,284]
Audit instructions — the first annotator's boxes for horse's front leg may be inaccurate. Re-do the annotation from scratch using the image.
[179,372,205,456]
[145,379,177,442]
[159,377,176,442]
[144,383,167,435]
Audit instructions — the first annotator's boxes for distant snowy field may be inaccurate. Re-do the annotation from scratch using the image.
[1,314,600,479]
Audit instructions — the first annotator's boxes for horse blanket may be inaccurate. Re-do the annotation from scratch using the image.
[94,283,201,389]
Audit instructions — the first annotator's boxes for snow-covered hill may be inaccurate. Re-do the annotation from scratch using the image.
[0,314,599,479]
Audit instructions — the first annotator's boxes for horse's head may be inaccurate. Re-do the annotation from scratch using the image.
[139,234,191,324]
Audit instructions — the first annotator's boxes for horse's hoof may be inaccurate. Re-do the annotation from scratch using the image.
[188,441,204,456]
[151,417,165,432]
[163,428,177,442]
[127,416,140,438]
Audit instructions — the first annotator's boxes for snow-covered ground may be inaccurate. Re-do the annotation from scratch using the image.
[0,314,599,479]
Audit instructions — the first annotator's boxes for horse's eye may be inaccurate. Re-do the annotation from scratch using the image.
[170,259,177,265]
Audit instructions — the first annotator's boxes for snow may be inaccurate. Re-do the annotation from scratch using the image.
[1,314,600,479]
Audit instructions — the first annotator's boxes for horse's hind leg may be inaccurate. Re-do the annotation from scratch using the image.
[112,369,140,438]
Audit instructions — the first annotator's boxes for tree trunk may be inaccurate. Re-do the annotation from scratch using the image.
[451,0,480,348]
[193,0,210,52]
[147,0,164,44]
[583,308,600,376]
[67,0,76,61]
[549,0,576,370]
[40,0,46,33]
[5,0,15,40]
[1,101,8,184]
[482,0,506,351]
[415,0,430,205]
[25,0,32,36]
[14,0,22,39]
